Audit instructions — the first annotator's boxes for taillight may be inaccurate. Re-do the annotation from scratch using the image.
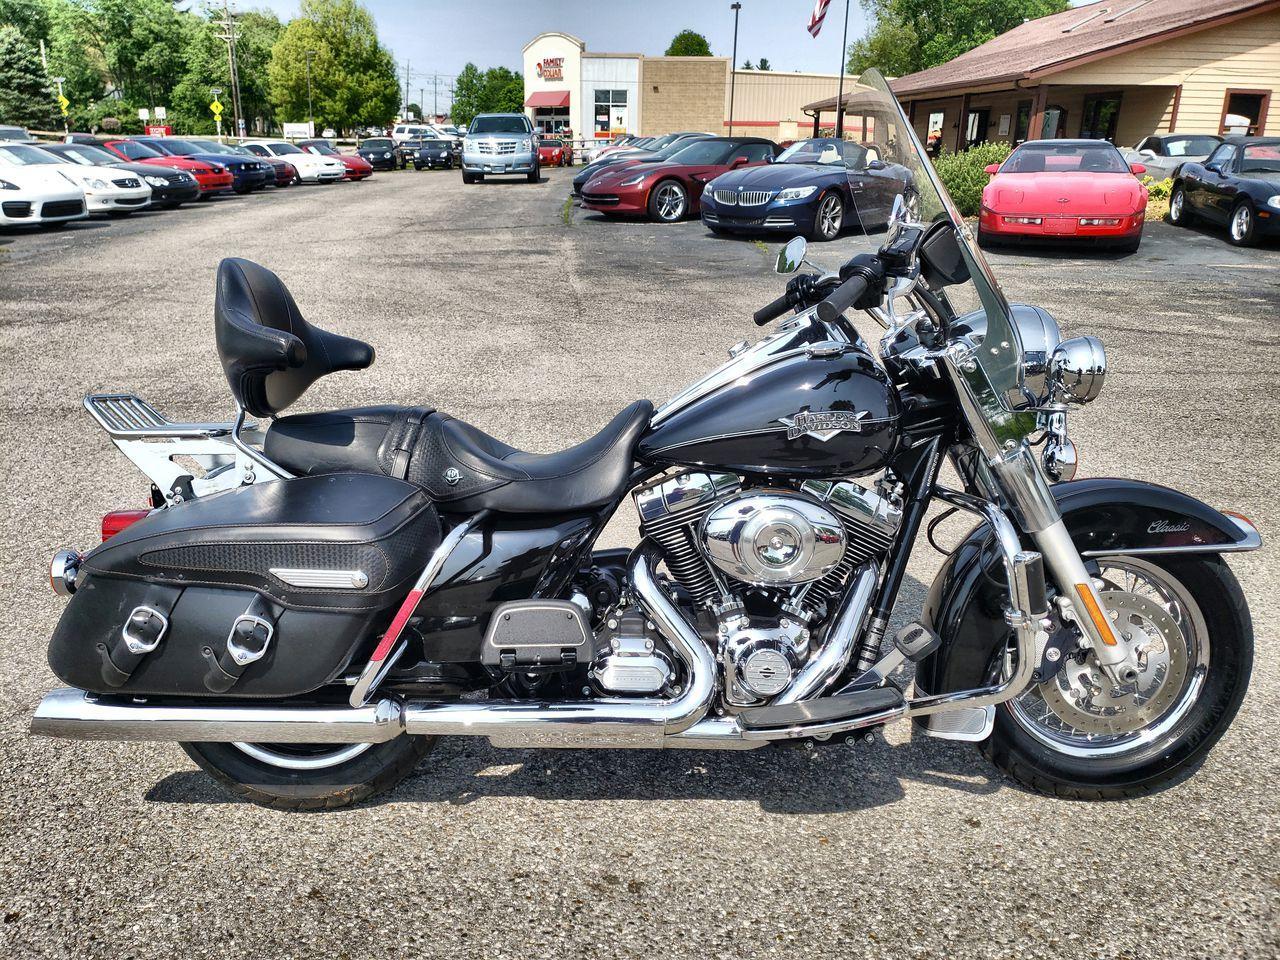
[102,509,150,541]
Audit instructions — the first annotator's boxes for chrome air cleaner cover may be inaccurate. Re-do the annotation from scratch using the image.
[702,492,846,586]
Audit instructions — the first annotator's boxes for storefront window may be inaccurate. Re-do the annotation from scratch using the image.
[594,89,629,137]
[534,107,570,134]
[1080,92,1123,142]
[925,110,945,155]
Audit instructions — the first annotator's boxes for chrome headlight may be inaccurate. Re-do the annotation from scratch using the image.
[1009,304,1061,404]
[776,185,817,201]
[144,175,167,187]
[1049,335,1107,405]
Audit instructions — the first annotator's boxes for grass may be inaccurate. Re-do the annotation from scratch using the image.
[560,196,573,226]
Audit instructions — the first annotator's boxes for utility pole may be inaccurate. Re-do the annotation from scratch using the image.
[215,0,245,139]
[305,50,316,135]
[728,3,741,136]
[834,0,851,139]
[419,87,425,120]
[432,74,439,120]
[403,59,410,117]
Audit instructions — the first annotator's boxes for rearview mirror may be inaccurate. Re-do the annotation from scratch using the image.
[984,163,1000,175]
[1129,162,1146,176]
[776,236,807,275]
[867,158,887,171]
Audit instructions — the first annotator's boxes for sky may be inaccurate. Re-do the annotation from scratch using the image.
[252,0,1098,113]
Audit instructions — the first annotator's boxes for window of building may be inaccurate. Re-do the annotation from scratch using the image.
[965,109,990,147]
[1080,92,1123,141]
[1040,104,1068,139]
[1013,100,1032,143]
[925,110,945,154]
[1219,89,1270,136]
[594,89,628,136]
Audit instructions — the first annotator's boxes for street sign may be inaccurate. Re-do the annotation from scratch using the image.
[210,99,224,117]
[138,108,150,121]
[57,94,69,116]
[154,106,167,120]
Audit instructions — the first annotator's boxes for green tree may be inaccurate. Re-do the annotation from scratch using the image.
[739,59,752,70]
[269,0,399,133]
[665,29,712,56]
[849,0,1069,75]
[171,8,282,135]
[449,62,523,127]
[0,23,54,128]
[756,57,771,71]
[0,0,50,41]
[406,100,421,118]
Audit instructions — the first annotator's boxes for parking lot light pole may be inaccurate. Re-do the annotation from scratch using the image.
[305,50,316,137]
[728,3,741,137]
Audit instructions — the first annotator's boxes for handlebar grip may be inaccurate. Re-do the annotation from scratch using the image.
[753,292,793,326]
[816,274,869,323]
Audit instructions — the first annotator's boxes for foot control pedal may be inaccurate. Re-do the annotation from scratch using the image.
[737,686,905,732]
[893,622,940,661]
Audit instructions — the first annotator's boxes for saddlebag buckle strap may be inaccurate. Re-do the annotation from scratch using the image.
[97,599,175,688]
[202,598,277,693]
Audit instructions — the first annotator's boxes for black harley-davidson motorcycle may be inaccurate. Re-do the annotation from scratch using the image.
[33,72,1257,809]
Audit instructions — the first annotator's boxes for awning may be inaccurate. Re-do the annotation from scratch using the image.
[526,90,570,109]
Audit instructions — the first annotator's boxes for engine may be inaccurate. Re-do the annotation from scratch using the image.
[587,470,902,706]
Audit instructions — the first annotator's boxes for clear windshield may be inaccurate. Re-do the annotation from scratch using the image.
[468,116,530,135]
[0,145,62,165]
[833,70,1023,420]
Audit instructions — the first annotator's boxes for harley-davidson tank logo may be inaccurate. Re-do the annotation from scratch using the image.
[779,408,870,441]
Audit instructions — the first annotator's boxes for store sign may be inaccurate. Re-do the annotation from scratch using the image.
[536,57,564,81]
[145,125,173,136]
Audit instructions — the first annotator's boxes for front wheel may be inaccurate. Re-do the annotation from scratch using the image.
[182,734,436,810]
[808,191,844,241]
[526,164,540,183]
[985,554,1252,799]
[648,179,687,222]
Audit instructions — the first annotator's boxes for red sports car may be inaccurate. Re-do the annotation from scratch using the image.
[537,137,571,167]
[298,139,373,180]
[96,137,234,196]
[978,139,1149,252]
[581,137,780,222]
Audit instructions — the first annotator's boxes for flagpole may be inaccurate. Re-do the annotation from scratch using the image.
[835,0,850,138]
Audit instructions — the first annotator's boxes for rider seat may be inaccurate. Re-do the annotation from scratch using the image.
[214,258,651,514]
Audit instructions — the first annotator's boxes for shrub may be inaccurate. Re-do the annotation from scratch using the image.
[933,141,1013,217]
[1141,174,1172,201]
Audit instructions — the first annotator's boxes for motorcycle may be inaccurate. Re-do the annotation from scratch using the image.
[32,72,1258,809]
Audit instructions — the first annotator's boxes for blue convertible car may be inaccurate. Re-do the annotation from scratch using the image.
[701,138,913,241]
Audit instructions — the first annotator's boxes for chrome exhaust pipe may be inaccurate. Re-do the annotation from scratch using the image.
[403,541,716,748]
[31,687,404,743]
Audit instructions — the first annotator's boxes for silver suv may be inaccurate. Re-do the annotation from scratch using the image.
[461,113,538,184]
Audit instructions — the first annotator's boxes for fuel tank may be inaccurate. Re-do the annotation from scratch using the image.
[640,344,901,478]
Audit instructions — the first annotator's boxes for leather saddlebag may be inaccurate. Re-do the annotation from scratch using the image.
[48,474,440,697]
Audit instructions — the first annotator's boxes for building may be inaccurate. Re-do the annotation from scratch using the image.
[875,0,1279,153]
[521,31,859,143]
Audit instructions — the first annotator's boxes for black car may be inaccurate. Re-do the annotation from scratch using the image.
[572,133,713,196]
[358,137,397,171]
[38,142,201,207]
[133,137,270,193]
[1170,136,1280,246]
[412,139,455,170]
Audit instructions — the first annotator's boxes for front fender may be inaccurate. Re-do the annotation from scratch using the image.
[916,477,1259,703]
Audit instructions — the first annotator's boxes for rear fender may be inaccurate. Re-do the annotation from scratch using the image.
[915,478,1259,720]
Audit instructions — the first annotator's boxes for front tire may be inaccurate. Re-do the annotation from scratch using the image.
[984,554,1252,800]
[182,734,436,810]
[808,191,844,241]
[527,163,540,183]
[648,179,687,222]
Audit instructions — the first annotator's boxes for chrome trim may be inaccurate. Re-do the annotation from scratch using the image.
[738,702,906,741]
[269,568,370,589]
[50,549,81,595]
[230,406,292,481]
[84,393,232,439]
[230,742,373,769]
[122,606,168,655]
[225,615,273,667]
[31,688,406,743]
[919,705,994,742]
[1082,513,1262,556]
[773,564,877,704]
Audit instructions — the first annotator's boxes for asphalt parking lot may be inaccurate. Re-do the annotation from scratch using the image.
[2,168,1277,960]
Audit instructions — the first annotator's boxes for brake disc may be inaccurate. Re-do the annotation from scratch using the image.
[1040,591,1188,736]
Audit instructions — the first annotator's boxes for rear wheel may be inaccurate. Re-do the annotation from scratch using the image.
[984,554,1252,799]
[182,734,436,810]
[527,163,540,183]
[976,225,999,249]
[1228,201,1258,246]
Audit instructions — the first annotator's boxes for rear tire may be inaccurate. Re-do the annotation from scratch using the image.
[976,226,999,249]
[1113,232,1142,254]
[1228,201,1258,247]
[182,735,436,810]
[527,164,540,183]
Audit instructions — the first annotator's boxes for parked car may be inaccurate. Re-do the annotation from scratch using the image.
[95,138,234,197]
[357,137,397,171]
[392,123,435,144]
[241,139,343,184]
[38,142,200,208]
[700,138,912,241]
[222,143,295,187]
[1122,133,1222,182]
[977,139,1148,252]
[572,134,714,197]
[298,139,373,180]
[537,137,571,167]
[461,113,539,183]
[0,142,150,216]
[133,137,270,194]
[0,147,87,228]
[582,137,780,223]
[403,138,454,170]
[0,125,37,143]
[588,134,646,163]
[1170,136,1280,246]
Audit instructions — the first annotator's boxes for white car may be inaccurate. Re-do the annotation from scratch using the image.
[241,140,344,183]
[0,141,149,216]
[392,123,434,144]
[0,145,88,227]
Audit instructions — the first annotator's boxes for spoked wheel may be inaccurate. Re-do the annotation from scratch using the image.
[1168,185,1191,226]
[648,180,687,222]
[810,192,844,241]
[1229,202,1257,246]
[985,554,1252,799]
[182,735,436,810]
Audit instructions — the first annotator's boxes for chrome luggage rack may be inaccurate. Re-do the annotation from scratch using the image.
[84,394,233,439]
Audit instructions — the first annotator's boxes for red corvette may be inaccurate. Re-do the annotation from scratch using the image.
[979,139,1149,252]
[537,137,571,167]
[96,138,234,196]
[581,137,779,222]
[298,139,373,180]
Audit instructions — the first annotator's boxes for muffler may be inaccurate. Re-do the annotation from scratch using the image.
[31,542,717,750]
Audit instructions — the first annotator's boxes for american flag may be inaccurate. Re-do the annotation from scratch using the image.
[807,0,832,37]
